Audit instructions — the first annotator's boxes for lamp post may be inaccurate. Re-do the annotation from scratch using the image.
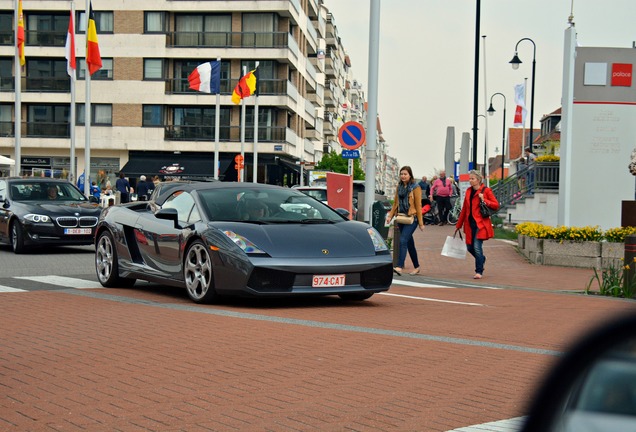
[509,38,536,150]
[487,92,507,180]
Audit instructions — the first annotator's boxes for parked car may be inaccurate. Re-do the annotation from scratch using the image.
[94,182,392,303]
[0,177,101,253]
[293,185,358,220]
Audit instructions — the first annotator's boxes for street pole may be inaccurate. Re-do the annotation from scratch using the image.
[471,0,482,167]
[510,38,536,150]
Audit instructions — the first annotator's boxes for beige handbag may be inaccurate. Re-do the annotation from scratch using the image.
[395,213,414,225]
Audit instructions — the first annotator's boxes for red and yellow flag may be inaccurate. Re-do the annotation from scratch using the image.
[16,0,25,66]
[86,2,102,76]
[231,68,259,104]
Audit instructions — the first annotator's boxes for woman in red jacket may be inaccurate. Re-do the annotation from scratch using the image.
[454,170,499,279]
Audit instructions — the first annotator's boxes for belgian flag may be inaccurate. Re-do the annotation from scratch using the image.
[86,2,102,76]
[231,68,259,105]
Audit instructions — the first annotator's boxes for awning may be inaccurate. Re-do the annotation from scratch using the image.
[0,155,15,166]
[120,153,232,178]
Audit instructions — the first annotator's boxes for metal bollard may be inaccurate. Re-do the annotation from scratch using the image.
[625,234,636,298]
[392,224,400,267]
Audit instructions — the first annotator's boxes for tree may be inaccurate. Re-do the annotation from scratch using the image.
[315,151,365,180]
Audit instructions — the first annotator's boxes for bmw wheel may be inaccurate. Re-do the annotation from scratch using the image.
[10,221,26,254]
[95,231,136,288]
[184,240,216,303]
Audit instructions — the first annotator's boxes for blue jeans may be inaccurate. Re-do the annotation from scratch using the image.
[466,226,485,275]
[397,220,420,268]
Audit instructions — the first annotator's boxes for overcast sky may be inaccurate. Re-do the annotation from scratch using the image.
[323,0,636,178]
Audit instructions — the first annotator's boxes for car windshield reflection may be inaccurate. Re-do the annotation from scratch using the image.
[197,187,346,223]
[10,181,87,202]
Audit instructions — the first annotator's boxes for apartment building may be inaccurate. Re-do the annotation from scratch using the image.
[1,0,380,187]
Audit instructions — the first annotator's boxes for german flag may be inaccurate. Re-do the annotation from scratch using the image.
[86,2,102,76]
[16,0,25,66]
[231,68,259,104]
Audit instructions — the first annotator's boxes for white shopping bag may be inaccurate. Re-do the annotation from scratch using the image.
[441,232,467,259]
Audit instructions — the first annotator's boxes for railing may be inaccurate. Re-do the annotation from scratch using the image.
[490,162,560,211]
[166,31,289,48]
[26,30,67,47]
[26,122,70,138]
[164,125,286,142]
[166,78,287,95]
[26,77,70,92]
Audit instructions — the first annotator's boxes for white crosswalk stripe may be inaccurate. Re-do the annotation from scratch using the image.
[14,275,103,289]
[0,285,27,293]
[446,416,526,431]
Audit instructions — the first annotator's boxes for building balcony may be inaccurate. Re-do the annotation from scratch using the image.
[164,125,286,143]
[166,31,289,49]
[165,78,288,96]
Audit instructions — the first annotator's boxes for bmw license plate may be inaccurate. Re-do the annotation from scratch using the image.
[312,274,345,288]
[64,228,92,235]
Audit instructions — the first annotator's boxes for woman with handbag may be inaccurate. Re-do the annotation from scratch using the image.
[454,170,499,279]
[386,166,425,276]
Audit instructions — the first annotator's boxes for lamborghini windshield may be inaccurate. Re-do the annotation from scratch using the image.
[197,187,347,223]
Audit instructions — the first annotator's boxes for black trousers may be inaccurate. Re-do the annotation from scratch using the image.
[434,196,451,224]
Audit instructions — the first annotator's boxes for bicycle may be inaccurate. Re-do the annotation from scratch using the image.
[447,195,461,224]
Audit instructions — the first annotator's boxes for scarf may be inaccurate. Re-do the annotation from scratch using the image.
[398,182,414,214]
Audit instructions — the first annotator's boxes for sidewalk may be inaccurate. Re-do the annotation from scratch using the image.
[390,223,596,292]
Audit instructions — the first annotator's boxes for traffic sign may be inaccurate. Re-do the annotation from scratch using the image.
[338,121,366,150]
[341,150,360,159]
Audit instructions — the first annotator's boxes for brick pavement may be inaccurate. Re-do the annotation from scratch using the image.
[1,227,634,431]
[392,223,596,292]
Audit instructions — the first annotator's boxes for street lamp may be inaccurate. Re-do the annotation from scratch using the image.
[487,92,507,180]
[509,38,536,151]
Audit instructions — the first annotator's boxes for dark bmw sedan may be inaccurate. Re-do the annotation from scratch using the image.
[0,177,102,253]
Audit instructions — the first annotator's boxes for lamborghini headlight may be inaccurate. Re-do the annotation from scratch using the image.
[367,227,388,252]
[223,230,267,254]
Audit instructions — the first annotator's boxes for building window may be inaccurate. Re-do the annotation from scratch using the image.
[0,58,12,90]
[0,13,12,45]
[0,104,12,137]
[26,58,69,92]
[77,104,112,126]
[144,59,164,80]
[242,13,278,47]
[144,12,166,33]
[27,104,69,138]
[77,58,113,80]
[77,10,114,34]
[143,105,163,127]
[174,14,231,47]
[27,13,69,46]
[172,107,230,140]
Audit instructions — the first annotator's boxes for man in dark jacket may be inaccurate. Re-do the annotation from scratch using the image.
[136,175,151,201]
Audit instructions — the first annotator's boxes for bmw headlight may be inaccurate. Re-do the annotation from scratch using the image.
[24,214,51,223]
[367,227,389,252]
[223,231,267,254]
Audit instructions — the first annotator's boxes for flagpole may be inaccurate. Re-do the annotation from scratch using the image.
[214,57,220,180]
[252,61,259,183]
[481,35,489,186]
[239,66,246,182]
[84,0,91,196]
[69,2,76,184]
[14,0,22,176]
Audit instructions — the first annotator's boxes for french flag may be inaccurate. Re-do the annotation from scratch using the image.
[188,61,221,94]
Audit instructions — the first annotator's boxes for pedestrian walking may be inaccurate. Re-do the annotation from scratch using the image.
[115,172,131,204]
[454,170,499,279]
[136,175,151,201]
[430,170,453,225]
[386,166,424,276]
